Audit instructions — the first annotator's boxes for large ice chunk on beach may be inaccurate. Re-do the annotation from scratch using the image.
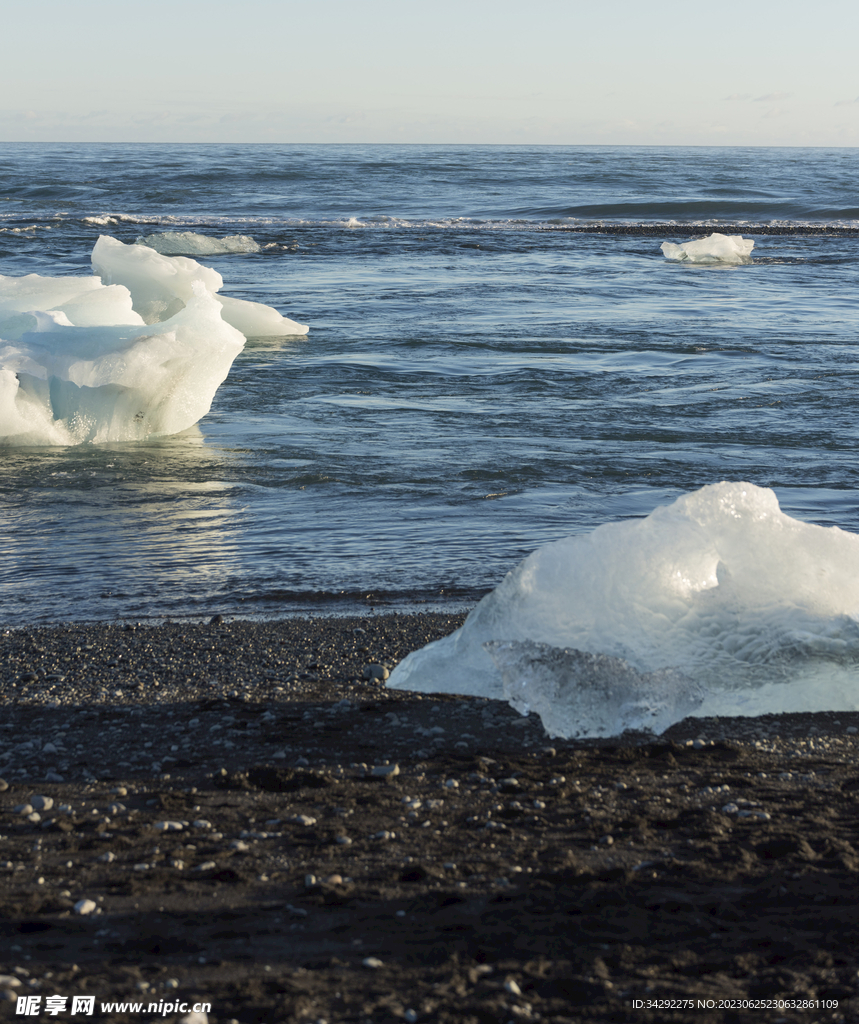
[0,236,307,445]
[661,232,754,263]
[387,483,859,736]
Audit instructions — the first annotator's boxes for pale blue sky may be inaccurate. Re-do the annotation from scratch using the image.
[3,0,858,145]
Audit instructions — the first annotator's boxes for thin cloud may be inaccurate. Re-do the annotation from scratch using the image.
[754,92,791,102]
[834,97,859,107]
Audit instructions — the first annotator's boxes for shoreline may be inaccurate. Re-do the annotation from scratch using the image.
[3,613,859,1021]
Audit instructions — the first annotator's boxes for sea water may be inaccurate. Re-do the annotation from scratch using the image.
[1,143,859,636]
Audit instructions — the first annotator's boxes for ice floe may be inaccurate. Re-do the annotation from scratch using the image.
[661,232,754,264]
[0,236,307,445]
[388,483,859,736]
[136,231,261,256]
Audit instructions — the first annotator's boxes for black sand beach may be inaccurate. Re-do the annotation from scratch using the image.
[2,613,859,1023]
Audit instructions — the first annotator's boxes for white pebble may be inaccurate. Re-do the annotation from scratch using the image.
[30,795,53,811]
[179,1012,208,1024]
[74,899,97,915]
[155,820,184,832]
[289,814,317,826]
[504,978,523,995]
[362,957,384,969]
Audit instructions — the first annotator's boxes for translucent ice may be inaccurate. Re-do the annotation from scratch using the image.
[660,232,754,264]
[486,641,704,739]
[0,236,307,445]
[136,231,261,256]
[387,482,859,735]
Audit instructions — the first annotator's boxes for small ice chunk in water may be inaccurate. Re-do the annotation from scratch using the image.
[136,231,261,256]
[0,284,245,444]
[93,235,307,335]
[486,640,703,738]
[661,232,754,264]
[0,236,307,445]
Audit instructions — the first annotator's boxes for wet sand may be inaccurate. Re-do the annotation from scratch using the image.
[2,613,859,1023]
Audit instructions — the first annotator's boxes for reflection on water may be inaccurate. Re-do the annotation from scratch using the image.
[0,431,243,624]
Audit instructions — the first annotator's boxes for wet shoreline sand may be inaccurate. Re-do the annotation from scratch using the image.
[2,613,859,1022]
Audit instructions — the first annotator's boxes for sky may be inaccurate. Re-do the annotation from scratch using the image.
[2,0,858,146]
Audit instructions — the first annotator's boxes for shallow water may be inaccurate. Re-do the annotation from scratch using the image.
[1,144,858,625]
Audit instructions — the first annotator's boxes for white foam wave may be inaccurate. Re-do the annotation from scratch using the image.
[0,225,49,234]
[661,232,754,263]
[60,213,859,234]
[0,236,308,445]
[136,231,261,256]
[388,483,859,736]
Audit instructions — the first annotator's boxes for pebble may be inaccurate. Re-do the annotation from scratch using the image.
[0,976,21,988]
[30,795,53,811]
[289,814,317,826]
[179,1012,208,1024]
[155,820,184,831]
[371,764,400,778]
[504,978,523,996]
[362,664,390,681]
[98,851,117,863]
[74,899,97,915]
[362,957,384,969]
[0,779,8,792]
[13,804,33,815]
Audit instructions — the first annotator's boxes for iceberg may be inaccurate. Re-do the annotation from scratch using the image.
[93,236,307,336]
[136,231,261,256]
[660,232,754,264]
[387,483,859,736]
[0,236,307,445]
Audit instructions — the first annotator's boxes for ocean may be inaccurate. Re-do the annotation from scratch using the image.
[2,143,858,628]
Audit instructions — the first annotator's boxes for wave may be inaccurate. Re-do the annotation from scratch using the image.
[26,213,859,236]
